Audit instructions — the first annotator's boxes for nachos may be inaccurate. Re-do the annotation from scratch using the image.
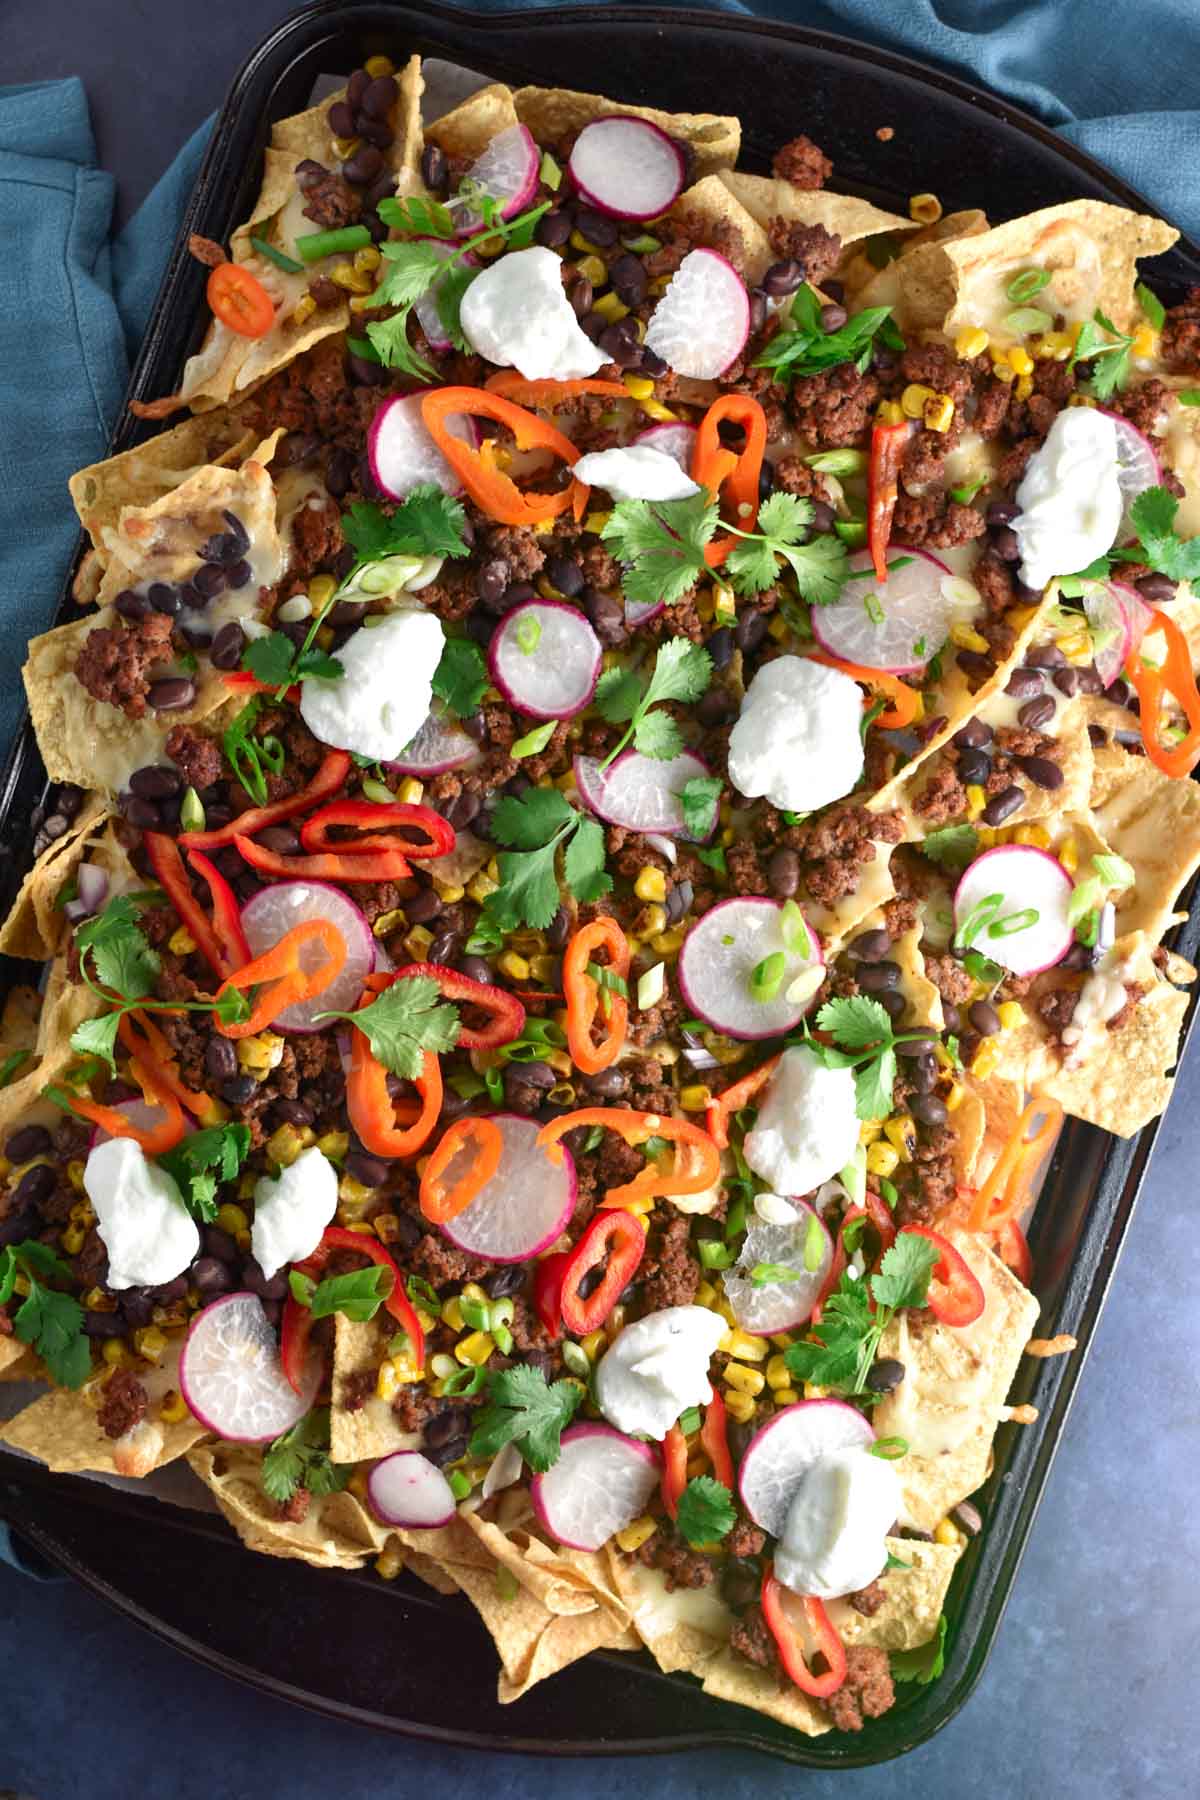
[4,53,1200,1739]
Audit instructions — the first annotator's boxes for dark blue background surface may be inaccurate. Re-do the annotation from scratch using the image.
[1,4,1197,1795]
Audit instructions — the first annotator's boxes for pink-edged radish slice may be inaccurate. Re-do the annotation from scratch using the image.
[739,1398,874,1536]
[723,1209,834,1336]
[573,748,713,837]
[1100,407,1162,539]
[488,600,602,719]
[633,421,698,478]
[368,393,476,501]
[439,1113,575,1264]
[367,1451,457,1528]
[410,238,478,353]
[1082,581,1134,687]
[1119,580,1156,661]
[387,704,479,775]
[810,545,953,674]
[179,1292,319,1442]
[453,123,540,235]
[678,896,824,1040]
[953,845,1075,977]
[241,880,373,1032]
[624,595,664,629]
[567,115,686,222]
[644,249,750,380]
[88,1097,196,1150]
[530,1423,660,1551]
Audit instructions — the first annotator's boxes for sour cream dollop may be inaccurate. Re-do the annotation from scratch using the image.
[251,1146,339,1281]
[85,1138,200,1290]
[727,657,864,813]
[595,1305,726,1440]
[572,445,700,503]
[299,607,444,761]
[743,1045,860,1197]
[775,1446,900,1599]
[459,246,607,381]
[1012,407,1122,591]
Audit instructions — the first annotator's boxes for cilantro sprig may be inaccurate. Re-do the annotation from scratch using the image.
[1063,485,1200,592]
[723,492,850,606]
[316,975,460,1080]
[342,487,471,572]
[784,1231,940,1397]
[675,1475,738,1548]
[0,1241,90,1388]
[158,1124,251,1225]
[920,824,979,871]
[595,637,713,767]
[680,774,724,841]
[799,995,938,1121]
[1070,308,1134,401]
[431,636,489,719]
[288,1264,392,1322]
[753,285,902,383]
[222,698,284,806]
[483,788,611,932]
[261,1408,352,1506]
[468,1364,583,1473]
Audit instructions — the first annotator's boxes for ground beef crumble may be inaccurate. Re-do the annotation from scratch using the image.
[825,1646,895,1731]
[96,1368,148,1439]
[771,133,833,189]
[74,612,175,718]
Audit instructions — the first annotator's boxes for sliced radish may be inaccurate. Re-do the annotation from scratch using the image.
[439,1113,575,1263]
[411,238,478,354]
[179,1292,318,1443]
[529,1423,660,1551]
[738,1398,874,1537]
[488,600,601,720]
[624,596,664,630]
[89,1097,196,1149]
[1082,581,1133,688]
[633,421,698,478]
[567,116,686,222]
[953,845,1074,977]
[368,393,476,501]
[1119,580,1155,661]
[453,123,540,235]
[367,1451,457,1528]
[388,704,479,774]
[810,546,953,674]
[573,748,713,837]
[241,880,373,1033]
[678,897,824,1041]
[723,1209,833,1336]
[644,250,750,381]
[1100,408,1162,540]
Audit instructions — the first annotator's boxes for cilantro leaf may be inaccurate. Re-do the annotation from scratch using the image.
[243,632,296,688]
[1135,281,1165,331]
[680,775,723,841]
[599,638,712,768]
[723,535,779,595]
[773,533,851,607]
[757,491,814,542]
[485,791,609,929]
[468,1364,583,1473]
[486,845,564,933]
[431,636,489,718]
[601,492,720,609]
[293,646,343,682]
[375,239,453,309]
[6,1246,90,1389]
[1071,309,1133,401]
[854,1047,897,1123]
[303,1265,392,1323]
[891,1615,947,1685]
[1129,486,1200,583]
[871,1231,940,1311]
[754,299,896,383]
[922,824,979,870]
[562,815,612,904]
[76,897,160,1002]
[815,995,893,1052]
[490,787,575,851]
[785,1271,878,1393]
[261,1408,350,1505]
[675,1475,738,1548]
[69,1012,122,1073]
[433,262,477,352]
[632,707,683,761]
[593,666,645,726]
[317,977,460,1080]
[644,637,714,709]
[158,1123,252,1224]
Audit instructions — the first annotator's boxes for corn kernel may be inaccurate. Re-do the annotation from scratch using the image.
[640,399,677,422]
[803,1382,827,1400]
[1067,391,1097,408]
[467,871,499,904]
[1055,628,1092,664]
[934,1518,963,1548]
[971,1039,1000,1080]
[767,613,790,641]
[991,358,1016,385]
[404,925,435,961]
[216,1202,248,1237]
[236,1032,284,1074]
[649,929,684,955]
[102,1338,129,1366]
[375,1545,406,1581]
[441,1296,465,1332]
[1012,824,1051,849]
[866,1141,900,1178]
[1132,323,1158,359]
[317,1130,349,1163]
[59,1223,85,1255]
[724,1361,766,1397]
[353,244,382,273]
[944,1080,966,1113]
[337,1175,372,1211]
[884,1114,916,1160]
[997,1001,1027,1030]
[308,574,336,609]
[678,1083,711,1113]
[909,191,943,224]
[569,229,604,256]
[583,511,612,536]
[955,326,989,359]
[578,1329,606,1364]
[859,1117,883,1145]
[456,1330,495,1366]
[376,1361,401,1402]
[331,261,373,295]
[1014,373,1033,402]
[266,1124,306,1168]
[965,783,987,820]
[497,949,531,983]
[363,53,395,76]
[291,293,318,326]
[876,400,905,426]
[1058,836,1078,873]
[727,1331,769,1363]
[391,776,424,806]
[575,253,607,287]
[1007,345,1034,377]
[923,393,955,433]
[723,1389,756,1424]
[159,1389,188,1424]
[634,866,667,904]
[900,382,933,419]
[615,1514,658,1552]
[133,1326,168,1363]
[168,925,196,956]
[950,622,990,653]
[766,1354,792,1390]
[1035,329,1074,361]
[695,1279,719,1310]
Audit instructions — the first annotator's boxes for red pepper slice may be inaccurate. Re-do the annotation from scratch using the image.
[346,973,443,1157]
[903,1224,986,1327]
[532,1250,572,1339]
[564,916,630,1075]
[811,1194,897,1324]
[65,1059,187,1157]
[213,919,346,1039]
[419,1116,504,1224]
[288,1224,426,1385]
[392,962,525,1051]
[180,750,352,851]
[117,1011,224,1127]
[705,1055,781,1150]
[559,1208,647,1335]
[299,799,456,861]
[760,1567,847,1699]
[692,393,768,534]
[1125,605,1200,776]
[699,1390,735,1490]
[185,849,251,977]
[867,418,909,582]
[143,832,239,981]
[208,262,275,338]
[421,387,587,526]
[219,671,301,703]
[996,1218,1033,1286]
[538,1107,722,1209]
[280,1293,316,1396]
[661,1423,689,1520]
[483,373,630,407]
[233,835,413,885]
[806,652,922,729]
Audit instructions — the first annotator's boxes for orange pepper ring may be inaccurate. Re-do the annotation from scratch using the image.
[807,651,922,729]
[537,1106,721,1206]
[420,386,588,526]
[420,1116,504,1223]
[564,916,631,1076]
[213,919,346,1040]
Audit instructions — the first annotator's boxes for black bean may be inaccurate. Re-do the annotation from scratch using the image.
[437,1087,472,1124]
[1005,667,1043,699]
[220,1074,258,1106]
[148,582,181,616]
[908,1056,937,1093]
[986,500,1020,527]
[609,254,648,305]
[958,1029,981,1066]
[639,347,668,379]
[696,687,737,727]
[545,553,584,598]
[219,510,249,554]
[428,929,462,966]
[398,886,438,929]
[952,1499,984,1536]
[82,1310,126,1339]
[271,1098,312,1129]
[6,1124,51,1164]
[504,1061,556,1111]
[424,1405,468,1450]
[762,259,804,297]
[192,1256,234,1297]
[456,954,493,987]
[1051,667,1082,698]
[115,589,149,621]
[295,157,328,192]
[443,789,482,832]
[705,625,734,671]
[546,907,571,951]
[241,1257,289,1301]
[583,587,627,648]
[894,1029,938,1056]
[956,747,991,785]
[198,528,244,565]
[1088,723,1109,747]
[809,500,836,535]
[425,1432,470,1469]
[1105,677,1131,708]
[767,847,801,899]
[348,353,387,388]
[194,563,232,605]
[866,1357,906,1394]
[956,649,995,681]
[42,814,71,842]
[344,1149,390,1188]
[325,446,356,500]
[848,928,891,962]
[736,610,768,654]
[201,1038,237,1087]
[721,1559,762,1613]
[420,143,448,192]
[1027,643,1067,669]
[1018,754,1064,790]
[598,322,643,369]
[857,959,901,992]
[535,210,572,249]
[953,717,993,750]
[225,558,252,591]
[203,1225,240,1265]
[583,1066,630,1099]
[991,525,1021,562]
[579,309,607,343]
[342,145,384,187]
[878,989,906,1021]
[912,1092,949,1128]
[361,74,398,117]
[969,999,1001,1036]
[1016,693,1055,731]
[122,795,161,831]
[129,765,182,802]
[941,1002,961,1036]
[328,98,356,138]
[819,302,848,331]
[465,611,495,649]
[568,277,595,319]
[329,598,369,630]
[574,207,618,248]
[148,678,196,713]
[484,1264,526,1300]
[1137,572,1177,605]
[666,879,694,924]
[14,1164,56,1209]
[1075,667,1103,695]
[981,784,1024,826]
[476,557,509,606]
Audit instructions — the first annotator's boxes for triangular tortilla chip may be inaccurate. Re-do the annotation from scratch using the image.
[0,797,108,963]
[427,83,519,157]
[513,85,739,177]
[700,1649,831,1737]
[605,1545,731,1675]
[0,962,104,1137]
[667,176,773,285]
[187,1441,390,1568]
[804,840,898,950]
[2,1343,205,1478]
[1090,747,1200,946]
[717,171,914,252]
[843,210,989,327]
[461,1490,627,1619]
[329,1314,423,1463]
[69,408,259,559]
[835,1537,961,1652]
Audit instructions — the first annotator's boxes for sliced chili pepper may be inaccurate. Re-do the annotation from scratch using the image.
[233,835,413,885]
[219,670,300,703]
[968,1096,1063,1234]
[299,799,456,860]
[699,1391,734,1490]
[207,262,275,339]
[392,963,525,1051]
[564,916,630,1075]
[903,1224,986,1327]
[996,1218,1033,1286]
[867,418,909,582]
[1125,605,1200,776]
[117,1012,223,1127]
[297,1224,425,1371]
[280,1293,315,1396]
[537,1107,722,1208]
[661,1423,688,1520]
[811,1195,898,1324]
[421,387,587,526]
[346,974,442,1158]
[559,1207,647,1335]
[705,1054,781,1150]
[760,1567,847,1699]
[185,849,251,977]
[419,1116,504,1224]
[807,651,922,729]
[181,750,352,851]
[532,1250,572,1339]
[693,393,768,533]
[213,918,346,1040]
[65,1059,187,1157]
[483,373,630,407]
[143,832,237,982]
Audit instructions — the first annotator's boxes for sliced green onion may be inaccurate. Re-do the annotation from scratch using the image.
[0,1048,31,1089]
[539,150,563,191]
[698,1240,736,1271]
[587,961,629,997]
[443,1365,488,1398]
[360,776,393,804]
[511,719,557,758]
[950,475,988,505]
[805,447,866,476]
[725,1191,748,1241]
[1092,853,1135,890]
[1003,306,1053,336]
[863,590,885,627]
[515,612,542,655]
[1005,268,1050,304]
[845,557,914,580]
[751,1261,803,1287]
[346,333,383,365]
[294,224,372,263]
[834,519,868,549]
[620,232,662,254]
[637,961,665,1010]
[869,1436,909,1460]
[803,1211,825,1273]
[954,891,1004,949]
[749,951,787,1003]
[877,1176,899,1207]
[250,234,304,274]
[583,1124,604,1153]
[839,1145,867,1209]
[179,787,205,834]
[406,1275,440,1312]
[987,906,1039,939]
[459,1297,491,1331]
[677,1407,702,1435]
[779,899,812,958]
[495,1565,520,1601]
[562,1341,590,1378]
[448,1469,472,1499]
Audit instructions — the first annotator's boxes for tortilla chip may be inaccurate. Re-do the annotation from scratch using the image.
[2,1344,205,1477]
[0,984,41,1058]
[872,1231,1040,1532]
[460,1491,627,1619]
[900,692,1094,834]
[69,408,258,558]
[187,1441,390,1568]
[1161,389,1200,537]
[669,176,773,286]
[0,1338,36,1381]
[0,797,109,963]
[717,172,914,253]
[606,1545,730,1675]
[805,841,897,949]
[329,1314,423,1463]
[700,1649,830,1737]
[426,84,519,157]
[1090,749,1200,945]
[405,1550,462,1595]
[843,210,989,329]
[0,962,104,1138]
[513,85,739,178]
[837,1537,961,1652]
